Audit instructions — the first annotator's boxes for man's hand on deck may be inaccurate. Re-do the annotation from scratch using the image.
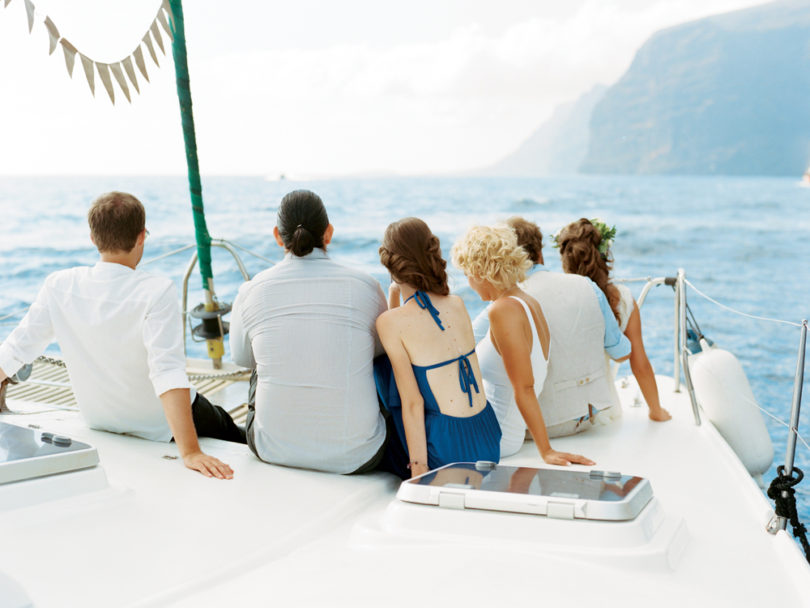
[183,450,234,479]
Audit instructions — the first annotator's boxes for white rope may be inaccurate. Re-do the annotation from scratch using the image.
[685,279,804,328]
[613,276,656,284]
[227,242,276,266]
[0,307,29,322]
[34,354,250,382]
[140,244,196,266]
[187,368,252,381]
[754,402,810,454]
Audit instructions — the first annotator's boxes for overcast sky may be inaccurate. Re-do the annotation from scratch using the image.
[0,0,766,177]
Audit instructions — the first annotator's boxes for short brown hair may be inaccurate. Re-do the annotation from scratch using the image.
[506,217,543,264]
[87,192,146,253]
[379,217,449,296]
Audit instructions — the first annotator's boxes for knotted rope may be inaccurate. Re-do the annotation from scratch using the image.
[767,466,810,563]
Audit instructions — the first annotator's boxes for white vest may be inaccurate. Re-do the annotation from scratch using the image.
[521,270,619,426]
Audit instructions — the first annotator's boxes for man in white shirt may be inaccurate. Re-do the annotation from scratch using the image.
[0,192,237,479]
[229,189,395,474]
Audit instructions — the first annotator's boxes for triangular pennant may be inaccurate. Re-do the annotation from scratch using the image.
[162,0,175,33]
[110,62,131,103]
[133,46,149,82]
[60,38,77,77]
[23,0,34,32]
[142,32,159,66]
[96,62,115,104]
[121,56,140,93]
[80,53,95,95]
[156,7,173,41]
[149,20,164,54]
[44,16,59,55]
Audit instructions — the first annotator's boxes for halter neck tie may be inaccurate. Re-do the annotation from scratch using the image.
[404,290,445,331]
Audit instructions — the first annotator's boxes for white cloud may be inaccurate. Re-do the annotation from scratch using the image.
[0,0,767,176]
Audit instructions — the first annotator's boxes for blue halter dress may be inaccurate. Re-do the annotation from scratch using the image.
[373,291,501,469]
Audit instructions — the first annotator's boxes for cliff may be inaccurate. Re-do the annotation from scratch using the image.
[581,0,810,176]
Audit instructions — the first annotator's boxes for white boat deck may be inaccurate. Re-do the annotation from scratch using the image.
[1,375,808,607]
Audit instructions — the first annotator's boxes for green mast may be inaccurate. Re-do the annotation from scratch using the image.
[169,0,225,367]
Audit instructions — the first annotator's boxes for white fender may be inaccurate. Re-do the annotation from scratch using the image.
[688,340,773,477]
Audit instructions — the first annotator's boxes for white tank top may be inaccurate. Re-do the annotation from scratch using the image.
[477,296,549,458]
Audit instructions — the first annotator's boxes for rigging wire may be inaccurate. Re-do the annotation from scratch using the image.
[0,307,29,322]
[139,244,196,266]
[685,279,803,327]
[226,242,276,266]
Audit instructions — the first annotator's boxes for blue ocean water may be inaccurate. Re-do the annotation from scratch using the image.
[1,174,808,525]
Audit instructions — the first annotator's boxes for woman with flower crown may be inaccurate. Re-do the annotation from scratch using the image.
[557,218,671,422]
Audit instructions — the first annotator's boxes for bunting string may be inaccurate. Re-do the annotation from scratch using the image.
[2,0,174,104]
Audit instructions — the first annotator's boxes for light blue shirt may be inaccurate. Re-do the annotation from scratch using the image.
[471,264,631,360]
[230,248,388,474]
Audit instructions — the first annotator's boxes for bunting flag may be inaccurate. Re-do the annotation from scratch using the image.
[80,53,95,95]
[156,7,172,41]
[142,31,159,67]
[23,0,33,31]
[133,46,150,82]
[43,16,58,54]
[4,0,174,104]
[60,39,77,77]
[96,62,115,103]
[149,21,164,54]
[110,63,131,103]
[121,56,140,93]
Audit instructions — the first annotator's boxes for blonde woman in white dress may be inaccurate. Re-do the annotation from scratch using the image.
[453,224,595,465]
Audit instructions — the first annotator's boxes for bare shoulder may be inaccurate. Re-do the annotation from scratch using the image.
[376,305,412,330]
[488,296,524,323]
[375,307,398,330]
[447,294,470,312]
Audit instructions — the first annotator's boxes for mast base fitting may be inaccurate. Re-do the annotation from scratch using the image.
[190,303,231,340]
[206,339,225,362]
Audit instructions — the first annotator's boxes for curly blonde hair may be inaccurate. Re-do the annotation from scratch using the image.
[451,224,532,291]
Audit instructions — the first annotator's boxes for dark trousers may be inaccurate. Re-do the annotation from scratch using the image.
[191,391,247,444]
[245,370,409,478]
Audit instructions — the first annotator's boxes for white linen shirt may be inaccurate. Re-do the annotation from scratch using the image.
[0,262,192,442]
[229,249,388,474]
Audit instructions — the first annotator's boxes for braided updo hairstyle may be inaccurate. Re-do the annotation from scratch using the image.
[277,190,329,257]
[558,218,620,323]
[379,217,450,296]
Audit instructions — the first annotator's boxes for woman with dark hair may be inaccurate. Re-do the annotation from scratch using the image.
[557,218,671,422]
[374,217,501,478]
[274,189,331,257]
[230,190,395,475]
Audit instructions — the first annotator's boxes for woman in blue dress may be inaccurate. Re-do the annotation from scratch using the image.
[374,217,501,478]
